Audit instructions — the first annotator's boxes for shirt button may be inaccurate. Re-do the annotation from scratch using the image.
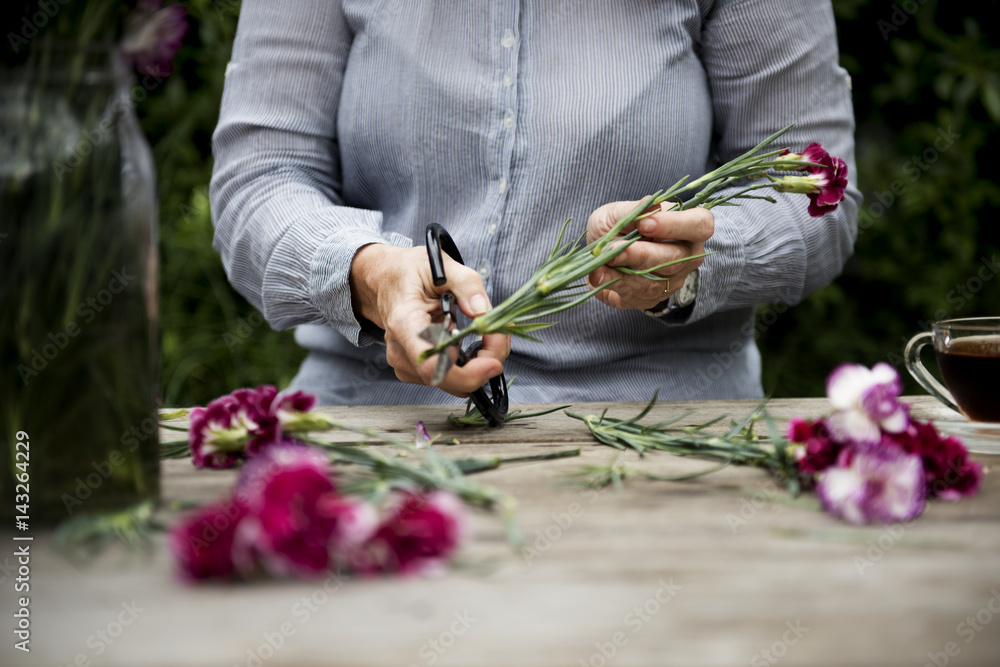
[502,72,513,88]
[487,220,498,235]
[501,29,515,49]
[502,109,515,129]
[478,263,492,280]
[498,177,507,194]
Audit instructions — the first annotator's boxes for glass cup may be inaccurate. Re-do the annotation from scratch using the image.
[904,317,1000,422]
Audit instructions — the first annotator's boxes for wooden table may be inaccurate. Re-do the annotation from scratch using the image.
[3,396,998,667]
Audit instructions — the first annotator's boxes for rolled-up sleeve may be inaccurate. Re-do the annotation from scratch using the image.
[210,0,411,346]
[681,0,860,322]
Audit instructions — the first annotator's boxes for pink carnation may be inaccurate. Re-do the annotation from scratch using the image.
[188,386,318,469]
[352,491,466,576]
[780,142,829,167]
[805,153,849,218]
[168,498,247,582]
[233,442,375,578]
[187,394,257,469]
[775,142,848,218]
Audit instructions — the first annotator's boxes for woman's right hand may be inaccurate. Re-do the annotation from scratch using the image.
[348,244,510,398]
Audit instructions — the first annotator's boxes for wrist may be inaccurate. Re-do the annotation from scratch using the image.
[646,268,699,319]
[349,243,394,328]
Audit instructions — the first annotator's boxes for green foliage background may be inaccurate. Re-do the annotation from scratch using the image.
[145,0,1000,407]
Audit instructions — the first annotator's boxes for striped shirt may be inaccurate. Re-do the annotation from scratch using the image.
[210,0,859,406]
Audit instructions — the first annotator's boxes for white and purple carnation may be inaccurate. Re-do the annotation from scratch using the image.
[817,444,926,525]
[414,421,432,449]
[825,363,909,445]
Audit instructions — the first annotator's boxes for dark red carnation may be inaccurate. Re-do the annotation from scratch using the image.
[789,418,845,476]
[881,420,982,500]
[805,154,849,218]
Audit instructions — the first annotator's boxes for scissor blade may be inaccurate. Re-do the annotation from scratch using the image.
[418,323,448,346]
[417,320,455,386]
[431,351,453,386]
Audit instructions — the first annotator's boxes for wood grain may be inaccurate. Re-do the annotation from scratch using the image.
[3,397,997,667]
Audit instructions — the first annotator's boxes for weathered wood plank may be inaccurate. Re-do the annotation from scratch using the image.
[3,397,996,667]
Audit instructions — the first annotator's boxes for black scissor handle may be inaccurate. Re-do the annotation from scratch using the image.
[425,223,465,287]
[458,342,509,428]
[424,224,508,427]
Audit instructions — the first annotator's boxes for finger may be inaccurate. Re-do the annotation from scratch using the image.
[597,284,670,312]
[395,317,499,395]
[636,205,714,242]
[439,255,492,319]
[393,366,423,385]
[586,199,655,243]
[441,356,504,397]
[385,332,420,380]
[478,333,511,363]
[606,239,702,275]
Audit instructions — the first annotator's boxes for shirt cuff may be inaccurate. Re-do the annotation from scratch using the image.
[649,200,808,327]
[260,206,413,347]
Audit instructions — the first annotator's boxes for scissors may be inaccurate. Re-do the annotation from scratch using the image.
[417,223,509,427]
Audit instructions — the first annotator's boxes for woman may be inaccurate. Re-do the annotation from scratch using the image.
[211,1,859,406]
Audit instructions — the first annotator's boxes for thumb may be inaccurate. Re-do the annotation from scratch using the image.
[440,257,492,319]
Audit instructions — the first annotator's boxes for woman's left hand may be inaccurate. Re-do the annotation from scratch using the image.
[586,201,714,311]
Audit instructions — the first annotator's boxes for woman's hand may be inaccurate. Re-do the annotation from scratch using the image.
[349,245,510,398]
[586,201,714,311]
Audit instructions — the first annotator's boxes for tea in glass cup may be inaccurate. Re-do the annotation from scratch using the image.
[905,317,1000,422]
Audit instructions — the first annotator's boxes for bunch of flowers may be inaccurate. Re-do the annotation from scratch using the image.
[419,126,848,365]
[167,385,536,582]
[170,442,465,581]
[788,363,982,524]
[570,362,981,527]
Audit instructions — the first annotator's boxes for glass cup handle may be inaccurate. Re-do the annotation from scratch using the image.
[903,332,962,415]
